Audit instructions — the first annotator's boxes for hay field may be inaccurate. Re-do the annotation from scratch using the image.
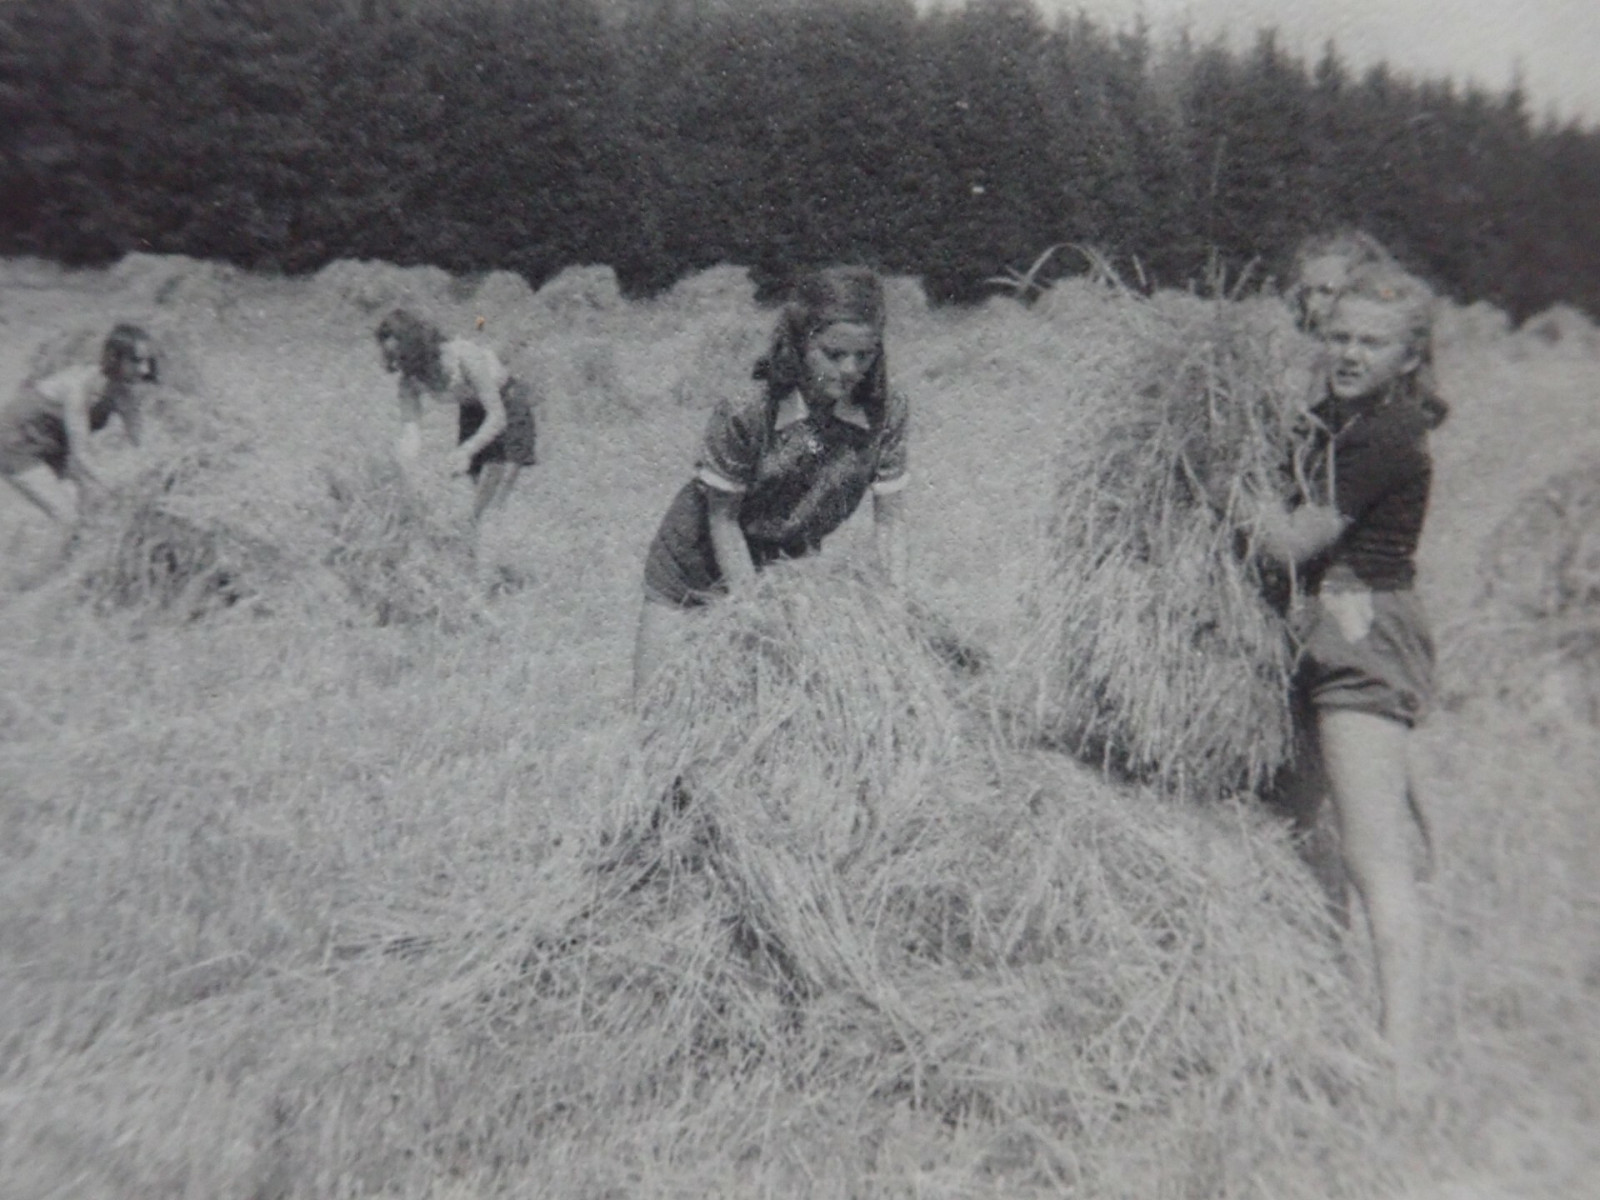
[1,255,1597,1199]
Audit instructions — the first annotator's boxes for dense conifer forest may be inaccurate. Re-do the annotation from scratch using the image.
[4,0,1597,316]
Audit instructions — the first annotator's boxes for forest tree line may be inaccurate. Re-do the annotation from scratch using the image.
[3,0,1598,317]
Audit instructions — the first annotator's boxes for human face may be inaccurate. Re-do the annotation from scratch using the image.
[1323,296,1421,402]
[116,339,158,383]
[378,332,402,374]
[803,321,879,408]
[1296,255,1347,333]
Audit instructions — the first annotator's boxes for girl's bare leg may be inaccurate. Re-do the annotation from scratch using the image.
[1319,707,1424,1095]
[471,462,519,523]
[633,597,691,706]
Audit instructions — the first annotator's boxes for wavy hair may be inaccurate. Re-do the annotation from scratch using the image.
[376,308,447,391]
[754,266,889,422]
[1334,263,1449,427]
[99,323,155,438]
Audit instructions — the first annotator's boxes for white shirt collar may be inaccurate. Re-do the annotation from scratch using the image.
[774,391,872,431]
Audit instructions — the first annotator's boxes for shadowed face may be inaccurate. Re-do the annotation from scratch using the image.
[803,321,879,408]
[1324,296,1421,402]
[378,332,402,374]
[1296,255,1348,333]
[131,339,157,382]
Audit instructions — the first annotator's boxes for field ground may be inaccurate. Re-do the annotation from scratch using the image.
[1,256,1597,1198]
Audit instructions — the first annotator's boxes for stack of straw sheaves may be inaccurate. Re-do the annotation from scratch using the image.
[405,564,1389,1197]
[66,386,485,626]
[1003,287,1323,800]
[1451,459,1600,718]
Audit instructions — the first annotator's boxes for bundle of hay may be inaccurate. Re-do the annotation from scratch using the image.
[1450,460,1600,721]
[73,446,278,620]
[319,454,488,629]
[1001,287,1321,799]
[67,382,487,629]
[534,265,623,327]
[396,563,1388,1197]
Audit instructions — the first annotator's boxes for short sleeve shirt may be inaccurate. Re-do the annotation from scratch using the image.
[642,383,909,605]
[695,384,910,551]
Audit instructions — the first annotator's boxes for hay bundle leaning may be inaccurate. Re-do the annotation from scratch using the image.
[400,564,1389,1196]
[625,560,961,1005]
[1004,288,1321,799]
[1450,458,1600,718]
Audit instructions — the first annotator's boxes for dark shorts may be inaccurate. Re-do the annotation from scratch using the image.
[642,481,816,608]
[459,378,537,478]
[0,395,70,478]
[1295,586,1435,727]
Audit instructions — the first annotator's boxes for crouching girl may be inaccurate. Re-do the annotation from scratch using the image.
[0,323,156,522]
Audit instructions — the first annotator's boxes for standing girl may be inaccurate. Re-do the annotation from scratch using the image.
[375,308,537,522]
[634,266,910,698]
[1250,264,1444,1094]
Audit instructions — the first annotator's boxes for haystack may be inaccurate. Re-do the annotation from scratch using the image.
[1001,286,1321,800]
[403,563,1390,1197]
[62,383,488,630]
[535,265,623,327]
[308,259,457,325]
[1450,459,1600,722]
[659,264,758,316]
[1517,304,1600,355]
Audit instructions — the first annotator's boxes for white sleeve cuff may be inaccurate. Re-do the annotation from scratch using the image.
[871,473,909,496]
[695,466,747,494]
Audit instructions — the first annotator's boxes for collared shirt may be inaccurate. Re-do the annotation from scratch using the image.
[642,381,909,605]
[695,384,909,550]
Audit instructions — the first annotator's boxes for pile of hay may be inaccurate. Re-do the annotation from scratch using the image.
[374,564,1392,1197]
[319,455,487,629]
[64,389,488,629]
[1450,459,1600,722]
[1516,304,1600,356]
[1000,286,1321,799]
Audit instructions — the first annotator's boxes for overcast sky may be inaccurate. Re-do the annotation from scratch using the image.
[1025,0,1600,126]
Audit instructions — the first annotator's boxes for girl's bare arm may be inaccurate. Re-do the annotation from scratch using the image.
[873,488,909,590]
[706,488,757,590]
[1248,493,1346,565]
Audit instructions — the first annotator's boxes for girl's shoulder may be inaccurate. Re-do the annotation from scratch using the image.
[441,338,506,383]
[28,364,100,407]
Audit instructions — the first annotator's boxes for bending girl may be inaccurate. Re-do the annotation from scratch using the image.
[0,323,156,522]
[375,308,537,521]
[634,265,910,698]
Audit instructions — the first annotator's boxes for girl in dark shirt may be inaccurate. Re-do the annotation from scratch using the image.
[1250,264,1442,1099]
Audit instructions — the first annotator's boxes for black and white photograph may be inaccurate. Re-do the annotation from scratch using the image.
[2,0,1596,1196]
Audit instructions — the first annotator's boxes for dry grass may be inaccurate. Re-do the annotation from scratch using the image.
[1,254,1598,1199]
[999,284,1321,799]
[1444,459,1600,722]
